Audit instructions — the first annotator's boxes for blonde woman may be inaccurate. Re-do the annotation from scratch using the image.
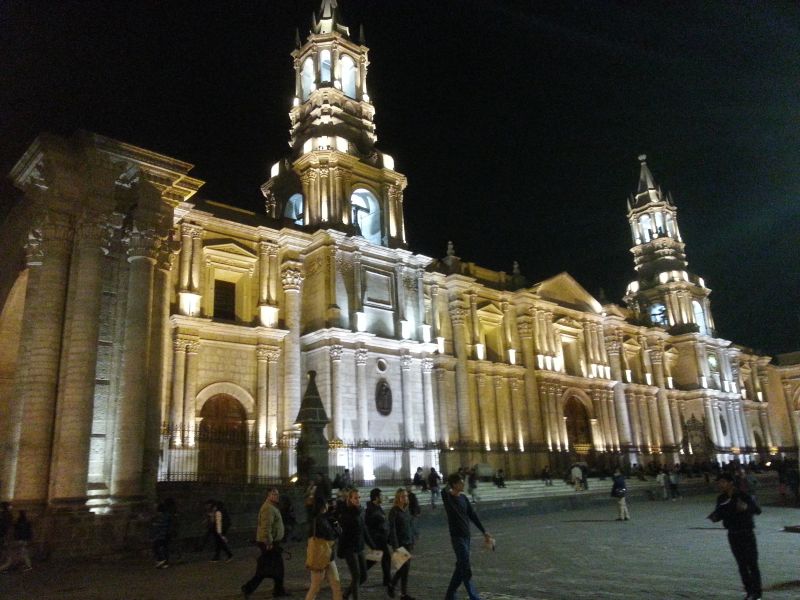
[388,488,416,600]
[305,498,343,600]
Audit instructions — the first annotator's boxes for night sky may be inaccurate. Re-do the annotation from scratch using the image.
[2,1,798,355]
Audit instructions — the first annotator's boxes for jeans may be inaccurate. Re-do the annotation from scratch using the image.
[445,536,480,600]
[213,531,232,560]
[343,551,367,599]
[728,529,761,597]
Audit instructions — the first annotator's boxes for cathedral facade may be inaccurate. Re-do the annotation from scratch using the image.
[2,1,799,518]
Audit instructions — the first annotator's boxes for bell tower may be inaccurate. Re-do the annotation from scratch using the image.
[623,155,715,335]
[262,0,408,249]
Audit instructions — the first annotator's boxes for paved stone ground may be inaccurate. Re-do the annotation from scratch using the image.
[2,488,799,600]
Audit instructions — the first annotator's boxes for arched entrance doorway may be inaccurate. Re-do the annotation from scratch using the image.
[564,397,592,464]
[198,395,248,483]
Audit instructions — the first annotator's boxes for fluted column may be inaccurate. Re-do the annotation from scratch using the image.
[49,215,111,504]
[422,358,436,444]
[110,226,159,501]
[449,302,473,442]
[496,376,511,449]
[743,408,757,448]
[783,382,799,450]
[669,397,683,447]
[6,214,73,505]
[591,391,607,451]
[724,401,740,448]
[329,345,343,441]
[541,383,554,449]
[547,384,563,449]
[627,393,642,450]
[170,337,187,443]
[178,223,195,291]
[732,400,748,449]
[355,348,369,442]
[510,378,528,451]
[605,390,620,450]
[400,354,414,442]
[647,395,663,449]
[280,263,304,434]
[758,407,774,448]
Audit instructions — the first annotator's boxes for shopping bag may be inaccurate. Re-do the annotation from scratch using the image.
[305,537,333,571]
[365,548,383,562]
[391,546,411,570]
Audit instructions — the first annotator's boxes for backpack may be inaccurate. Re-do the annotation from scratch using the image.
[218,503,232,534]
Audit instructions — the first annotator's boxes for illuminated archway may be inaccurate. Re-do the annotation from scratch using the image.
[351,188,382,246]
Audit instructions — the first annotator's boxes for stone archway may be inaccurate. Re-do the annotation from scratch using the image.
[198,394,248,483]
[564,396,592,460]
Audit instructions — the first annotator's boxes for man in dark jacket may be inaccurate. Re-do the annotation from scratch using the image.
[708,472,762,600]
[337,489,376,600]
[442,473,492,600]
[365,488,391,587]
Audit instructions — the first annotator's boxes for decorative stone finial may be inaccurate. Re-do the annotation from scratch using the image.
[638,154,647,163]
[446,241,455,257]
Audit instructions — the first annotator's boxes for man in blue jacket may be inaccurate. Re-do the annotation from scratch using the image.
[441,473,493,600]
[707,472,762,600]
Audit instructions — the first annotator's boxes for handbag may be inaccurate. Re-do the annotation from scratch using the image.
[305,519,334,571]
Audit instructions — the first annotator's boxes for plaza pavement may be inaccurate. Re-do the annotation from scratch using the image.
[1,486,798,600]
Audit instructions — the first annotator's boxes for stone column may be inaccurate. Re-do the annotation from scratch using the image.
[178,223,194,291]
[190,226,202,293]
[400,354,415,443]
[475,374,489,448]
[497,376,512,449]
[724,401,740,448]
[519,318,545,446]
[547,384,563,449]
[170,337,187,443]
[758,407,774,448]
[540,383,554,449]
[591,391,607,451]
[647,395,663,449]
[355,348,369,442]
[650,350,676,449]
[732,400,748,449]
[6,214,73,505]
[704,399,720,448]
[783,381,799,450]
[422,358,436,444]
[605,390,620,451]
[669,397,684,447]
[110,226,159,501]
[281,263,304,435]
[329,345,343,441]
[449,302,473,442]
[265,346,281,445]
[49,215,111,505]
[627,393,642,450]
[182,340,200,445]
[491,376,504,447]
[256,345,270,446]
[743,408,757,448]
[435,369,449,446]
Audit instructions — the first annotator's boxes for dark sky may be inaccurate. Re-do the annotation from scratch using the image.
[2,0,798,355]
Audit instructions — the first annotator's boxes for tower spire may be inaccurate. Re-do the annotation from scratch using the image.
[637,154,657,193]
[314,0,349,36]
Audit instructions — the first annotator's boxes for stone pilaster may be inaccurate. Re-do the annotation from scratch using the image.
[435,368,450,446]
[518,317,545,446]
[170,336,187,443]
[256,345,270,446]
[182,339,200,445]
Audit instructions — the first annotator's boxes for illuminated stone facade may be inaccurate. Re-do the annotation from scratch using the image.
[1,1,798,515]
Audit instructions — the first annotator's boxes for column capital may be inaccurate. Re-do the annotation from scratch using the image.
[421,357,434,372]
[173,336,187,352]
[354,347,369,366]
[448,302,467,325]
[259,240,279,256]
[124,225,161,263]
[435,368,447,381]
[186,339,201,354]
[257,344,281,362]
[400,353,413,371]
[329,344,344,362]
[182,222,203,238]
[493,375,504,390]
[517,317,534,338]
[281,262,304,291]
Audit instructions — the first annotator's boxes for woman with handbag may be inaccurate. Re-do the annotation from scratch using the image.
[337,489,376,600]
[388,488,416,600]
[611,469,630,521]
[305,499,343,600]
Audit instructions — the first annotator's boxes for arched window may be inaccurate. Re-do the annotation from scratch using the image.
[350,188,382,245]
[301,57,314,100]
[320,49,332,83]
[284,193,304,225]
[639,214,653,241]
[665,213,676,238]
[340,55,357,98]
[649,303,668,327]
[693,300,708,334]
[653,211,665,237]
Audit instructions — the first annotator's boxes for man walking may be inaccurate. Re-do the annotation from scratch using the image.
[707,473,762,600]
[441,473,493,600]
[242,488,289,598]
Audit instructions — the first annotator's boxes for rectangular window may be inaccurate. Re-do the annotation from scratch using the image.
[214,280,236,321]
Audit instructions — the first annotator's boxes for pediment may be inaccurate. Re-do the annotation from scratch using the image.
[476,302,504,317]
[533,272,602,314]
[603,303,628,318]
[203,239,258,260]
